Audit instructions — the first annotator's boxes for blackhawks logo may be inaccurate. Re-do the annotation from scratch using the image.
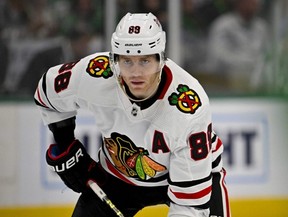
[86,55,113,78]
[168,84,201,114]
[104,133,167,180]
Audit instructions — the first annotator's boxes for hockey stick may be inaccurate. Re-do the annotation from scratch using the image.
[88,180,125,217]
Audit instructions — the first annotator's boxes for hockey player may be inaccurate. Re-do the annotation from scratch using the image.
[34,12,231,217]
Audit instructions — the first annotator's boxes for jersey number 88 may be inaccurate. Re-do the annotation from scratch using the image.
[189,123,212,160]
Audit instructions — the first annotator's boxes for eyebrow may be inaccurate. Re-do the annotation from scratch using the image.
[120,55,155,59]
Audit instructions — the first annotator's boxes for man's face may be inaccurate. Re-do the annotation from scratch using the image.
[118,54,161,99]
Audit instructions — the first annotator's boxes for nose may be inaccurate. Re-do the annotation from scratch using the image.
[130,63,143,76]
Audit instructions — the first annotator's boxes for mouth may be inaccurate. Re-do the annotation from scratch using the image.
[131,80,144,84]
[130,80,145,88]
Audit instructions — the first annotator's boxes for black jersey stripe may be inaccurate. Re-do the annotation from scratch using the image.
[209,171,224,216]
[34,98,48,108]
[42,72,58,112]
[212,155,222,169]
[212,133,217,143]
[168,173,212,188]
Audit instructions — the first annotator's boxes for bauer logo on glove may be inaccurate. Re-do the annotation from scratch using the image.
[48,146,84,172]
[46,140,98,193]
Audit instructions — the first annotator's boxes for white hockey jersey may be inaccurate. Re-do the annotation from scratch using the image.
[34,51,224,208]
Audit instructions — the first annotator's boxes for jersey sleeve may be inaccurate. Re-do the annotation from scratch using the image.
[34,60,81,125]
[168,105,213,208]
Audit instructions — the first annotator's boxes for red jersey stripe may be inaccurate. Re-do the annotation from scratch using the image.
[213,138,223,153]
[170,185,212,200]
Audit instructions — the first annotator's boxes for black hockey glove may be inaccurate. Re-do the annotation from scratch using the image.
[46,140,106,193]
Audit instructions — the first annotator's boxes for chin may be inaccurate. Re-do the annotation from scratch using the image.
[133,94,145,99]
[131,92,146,99]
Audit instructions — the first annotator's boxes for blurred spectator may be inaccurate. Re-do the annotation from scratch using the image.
[206,0,269,94]
[0,1,8,90]
[58,0,104,60]
[182,0,231,35]
[137,0,167,31]
[0,28,9,91]
[59,0,103,36]
[0,0,66,96]
[26,0,58,39]
[0,0,29,94]
[180,0,231,76]
[1,0,30,41]
[0,0,105,96]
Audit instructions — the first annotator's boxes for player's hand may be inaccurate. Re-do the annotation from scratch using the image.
[46,140,106,193]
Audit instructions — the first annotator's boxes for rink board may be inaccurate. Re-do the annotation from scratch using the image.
[0,99,288,216]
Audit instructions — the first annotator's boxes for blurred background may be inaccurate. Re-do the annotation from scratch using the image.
[0,0,287,216]
[0,0,287,97]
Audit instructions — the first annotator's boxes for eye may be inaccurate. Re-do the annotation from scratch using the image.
[123,59,132,65]
[140,59,149,65]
